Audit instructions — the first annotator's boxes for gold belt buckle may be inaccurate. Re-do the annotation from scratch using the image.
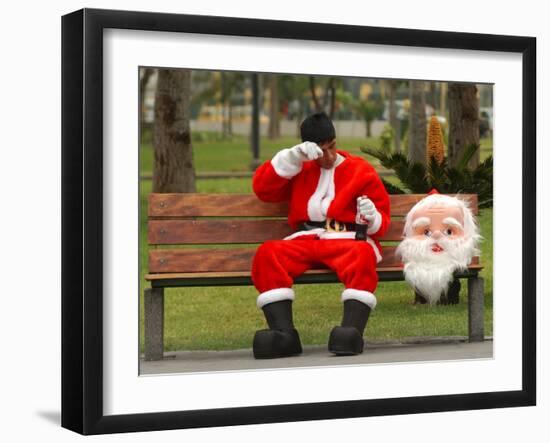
[325,218,347,232]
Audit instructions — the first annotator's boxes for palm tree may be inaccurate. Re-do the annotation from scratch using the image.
[361,143,493,208]
[355,100,384,137]
[279,74,312,136]
[191,71,246,138]
[308,76,338,118]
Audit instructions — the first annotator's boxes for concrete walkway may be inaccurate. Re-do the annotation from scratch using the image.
[140,337,492,375]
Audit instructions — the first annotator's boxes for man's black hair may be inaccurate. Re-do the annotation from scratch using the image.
[300,112,336,144]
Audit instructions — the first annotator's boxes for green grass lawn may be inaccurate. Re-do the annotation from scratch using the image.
[140,132,385,174]
[140,129,493,175]
[138,156,493,351]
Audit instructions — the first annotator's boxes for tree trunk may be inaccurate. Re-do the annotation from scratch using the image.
[139,68,154,125]
[309,76,322,112]
[220,72,231,138]
[250,73,261,170]
[365,119,372,137]
[268,75,280,139]
[227,101,233,137]
[408,81,427,165]
[448,83,480,168]
[440,83,447,120]
[388,80,400,153]
[321,77,336,118]
[327,78,336,119]
[428,81,437,111]
[296,104,303,138]
[153,69,196,193]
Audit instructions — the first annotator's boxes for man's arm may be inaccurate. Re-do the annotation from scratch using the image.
[252,142,322,202]
[357,171,391,238]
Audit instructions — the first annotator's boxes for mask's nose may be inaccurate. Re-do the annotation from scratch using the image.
[431,230,442,240]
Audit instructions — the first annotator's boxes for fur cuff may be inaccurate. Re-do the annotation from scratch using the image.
[271,149,302,179]
[257,288,295,309]
[366,210,382,235]
[342,288,377,309]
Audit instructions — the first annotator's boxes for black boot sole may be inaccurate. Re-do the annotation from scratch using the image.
[253,328,303,359]
[328,326,364,356]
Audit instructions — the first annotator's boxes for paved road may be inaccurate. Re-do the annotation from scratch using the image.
[140,339,492,375]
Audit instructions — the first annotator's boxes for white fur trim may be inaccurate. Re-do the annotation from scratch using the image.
[320,172,335,217]
[334,153,345,166]
[319,231,355,240]
[342,288,377,309]
[307,167,333,221]
[257,288,295,309]
[366,237,383,263]
[283,229,325,240]
[271,149,302,179]
[283,230,383,263]
[306,154,345,222]
[366,210,382,235]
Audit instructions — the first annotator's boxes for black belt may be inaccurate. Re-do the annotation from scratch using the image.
[298,220,368,241]
[298,220,356,232]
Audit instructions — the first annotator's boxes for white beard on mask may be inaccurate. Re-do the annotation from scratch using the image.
[396,235,477,304]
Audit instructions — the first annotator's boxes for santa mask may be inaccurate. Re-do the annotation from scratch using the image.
[396,193,481,304]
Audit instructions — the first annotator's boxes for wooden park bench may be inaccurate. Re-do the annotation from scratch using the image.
[144,193,484,361]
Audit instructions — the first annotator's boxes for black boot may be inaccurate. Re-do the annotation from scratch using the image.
[439,279,461,305]
[328,299,371,355]
[253,300,302,359]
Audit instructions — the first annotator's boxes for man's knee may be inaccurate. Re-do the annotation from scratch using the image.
[253,240,285,269]
[255,240,279,259]
[353,241,377,262]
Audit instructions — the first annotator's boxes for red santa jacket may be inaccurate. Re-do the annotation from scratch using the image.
[253,149,391,257]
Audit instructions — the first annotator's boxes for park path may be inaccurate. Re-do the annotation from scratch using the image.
[140,338,492,375]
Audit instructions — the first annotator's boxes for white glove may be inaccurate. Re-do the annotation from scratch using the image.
[356,196,377,225]
[271,141,323,179]
[287,141,323,164]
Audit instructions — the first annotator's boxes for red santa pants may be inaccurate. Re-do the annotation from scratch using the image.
[251,236,379,308]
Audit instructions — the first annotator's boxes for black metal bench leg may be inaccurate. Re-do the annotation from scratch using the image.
[467,276,485,342]
[144,287,164,361]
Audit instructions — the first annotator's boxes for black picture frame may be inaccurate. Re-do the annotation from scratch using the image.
[61,8,536,435]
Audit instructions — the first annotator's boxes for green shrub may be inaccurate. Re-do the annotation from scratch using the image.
[361,144,493,208]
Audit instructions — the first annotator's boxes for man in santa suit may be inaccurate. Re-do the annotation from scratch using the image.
[251,112,391,359]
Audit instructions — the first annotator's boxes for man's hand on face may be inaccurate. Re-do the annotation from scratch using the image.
[316,140,337,169]
[273,141,325,178]
[293,141,324,161]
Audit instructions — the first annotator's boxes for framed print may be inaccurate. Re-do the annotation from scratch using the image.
[61,8,536,435]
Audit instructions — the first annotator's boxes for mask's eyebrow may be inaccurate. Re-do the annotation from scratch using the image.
[412,217,431,229]
[443,217,463,229]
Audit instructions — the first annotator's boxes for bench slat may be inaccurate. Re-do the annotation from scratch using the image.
[148,219,293,244]
[148,219,407,244]
[148,193,478,218]
[149,246,479,273]
[148,194,289,217]
[145,264,484,284]
[149,247,399,273]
